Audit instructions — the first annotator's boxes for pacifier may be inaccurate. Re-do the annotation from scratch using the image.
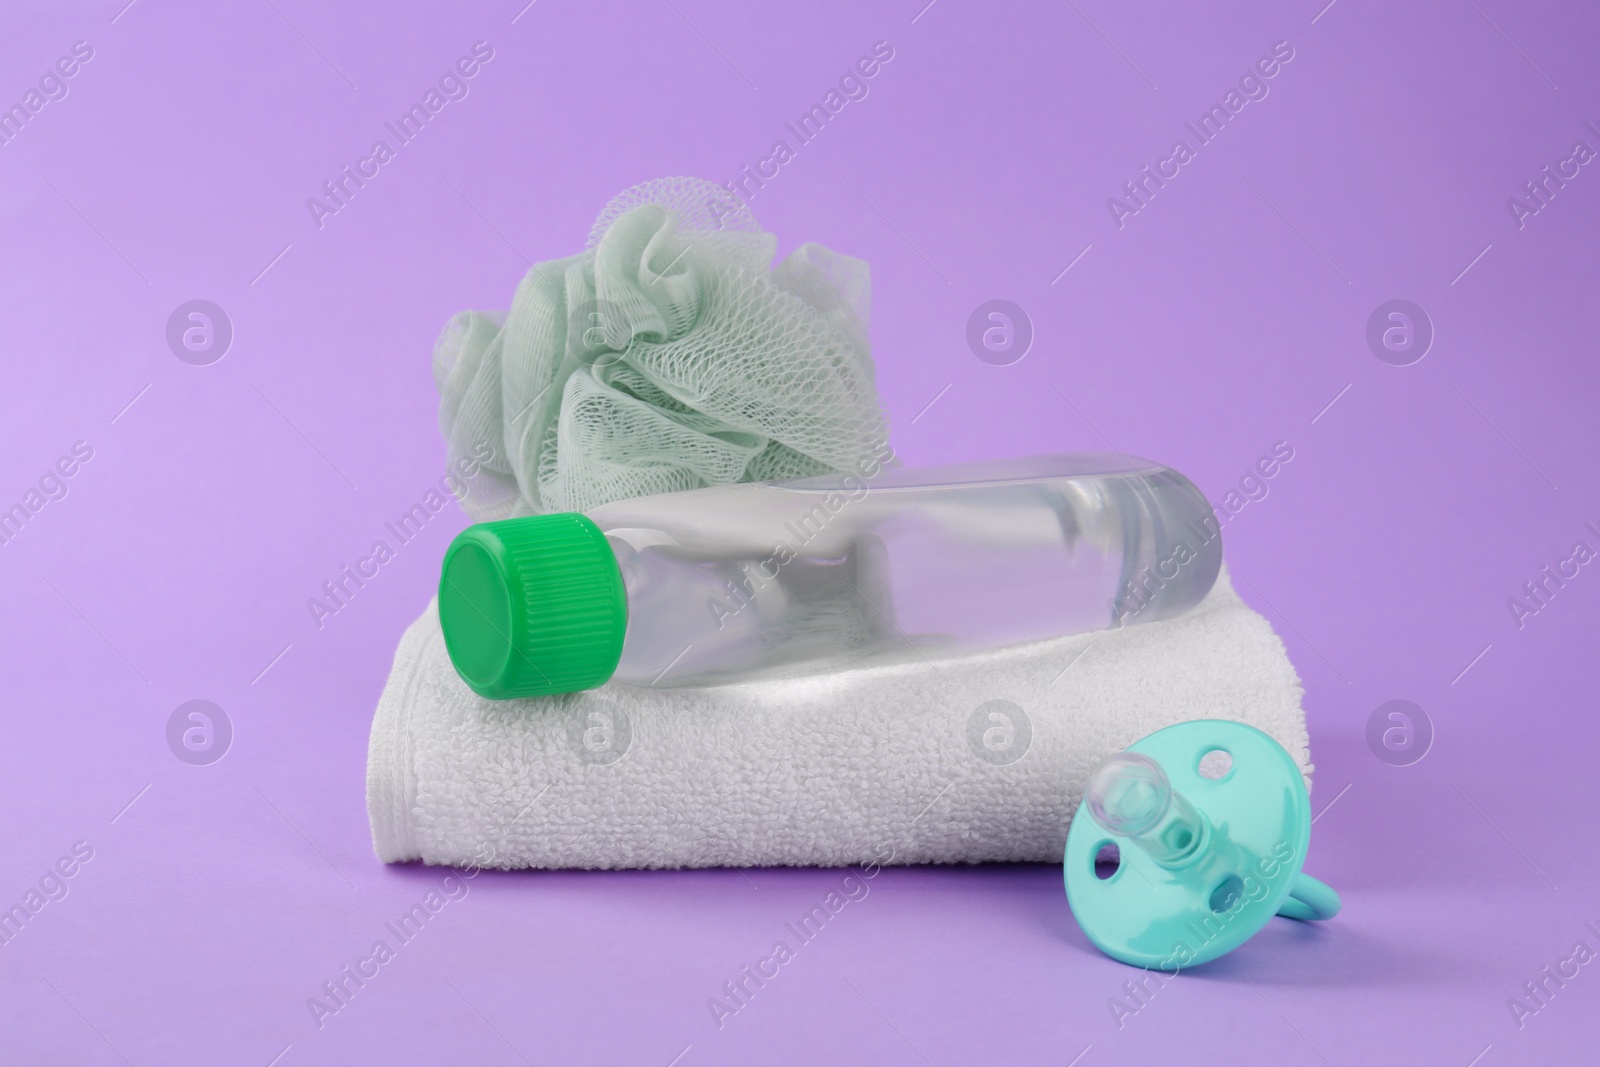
[1064,720,1340,969]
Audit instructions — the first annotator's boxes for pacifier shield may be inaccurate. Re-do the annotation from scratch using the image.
[1064,720,1315,969]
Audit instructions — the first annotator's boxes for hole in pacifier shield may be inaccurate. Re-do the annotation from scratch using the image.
[964,699,1031,766]
[966,300,1033,367]
[1365,299,1432,367]
[1366,698,1433,767]
[166,300,233,366]
[1093,842,1120,880]
[166,699,232,766]
[567,697,631,765]
[1197,749,1233,780]
[1209,874,1245,913]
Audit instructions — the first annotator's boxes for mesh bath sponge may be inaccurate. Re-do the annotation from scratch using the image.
[434,177,889,518]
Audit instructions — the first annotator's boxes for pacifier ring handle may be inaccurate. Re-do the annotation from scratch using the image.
[1274,873,1341,923]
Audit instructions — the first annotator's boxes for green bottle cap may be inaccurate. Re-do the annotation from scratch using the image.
[438,514,627,699]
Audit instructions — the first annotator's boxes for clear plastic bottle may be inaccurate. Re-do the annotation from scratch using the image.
[438,453,1222,698]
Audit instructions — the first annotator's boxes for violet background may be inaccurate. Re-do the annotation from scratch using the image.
[2,0,1597,1063]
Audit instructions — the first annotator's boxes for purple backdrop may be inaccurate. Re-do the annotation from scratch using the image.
[3,0,1597,1063]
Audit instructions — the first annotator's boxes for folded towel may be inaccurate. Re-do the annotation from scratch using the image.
[366,568,1309,869]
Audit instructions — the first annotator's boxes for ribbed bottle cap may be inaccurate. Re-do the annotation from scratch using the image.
[438,514,627,699]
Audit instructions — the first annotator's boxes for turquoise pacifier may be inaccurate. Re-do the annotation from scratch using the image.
[1063,720,1340,969]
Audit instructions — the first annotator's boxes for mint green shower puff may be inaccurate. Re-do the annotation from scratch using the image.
[433,177,890,518]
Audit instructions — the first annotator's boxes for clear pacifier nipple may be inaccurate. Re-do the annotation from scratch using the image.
[1085,751,1205,866]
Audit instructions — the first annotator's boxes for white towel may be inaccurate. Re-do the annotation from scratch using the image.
[366,569,1308,869]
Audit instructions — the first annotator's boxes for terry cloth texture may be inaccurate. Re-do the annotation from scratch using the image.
[367,568,1309,870]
